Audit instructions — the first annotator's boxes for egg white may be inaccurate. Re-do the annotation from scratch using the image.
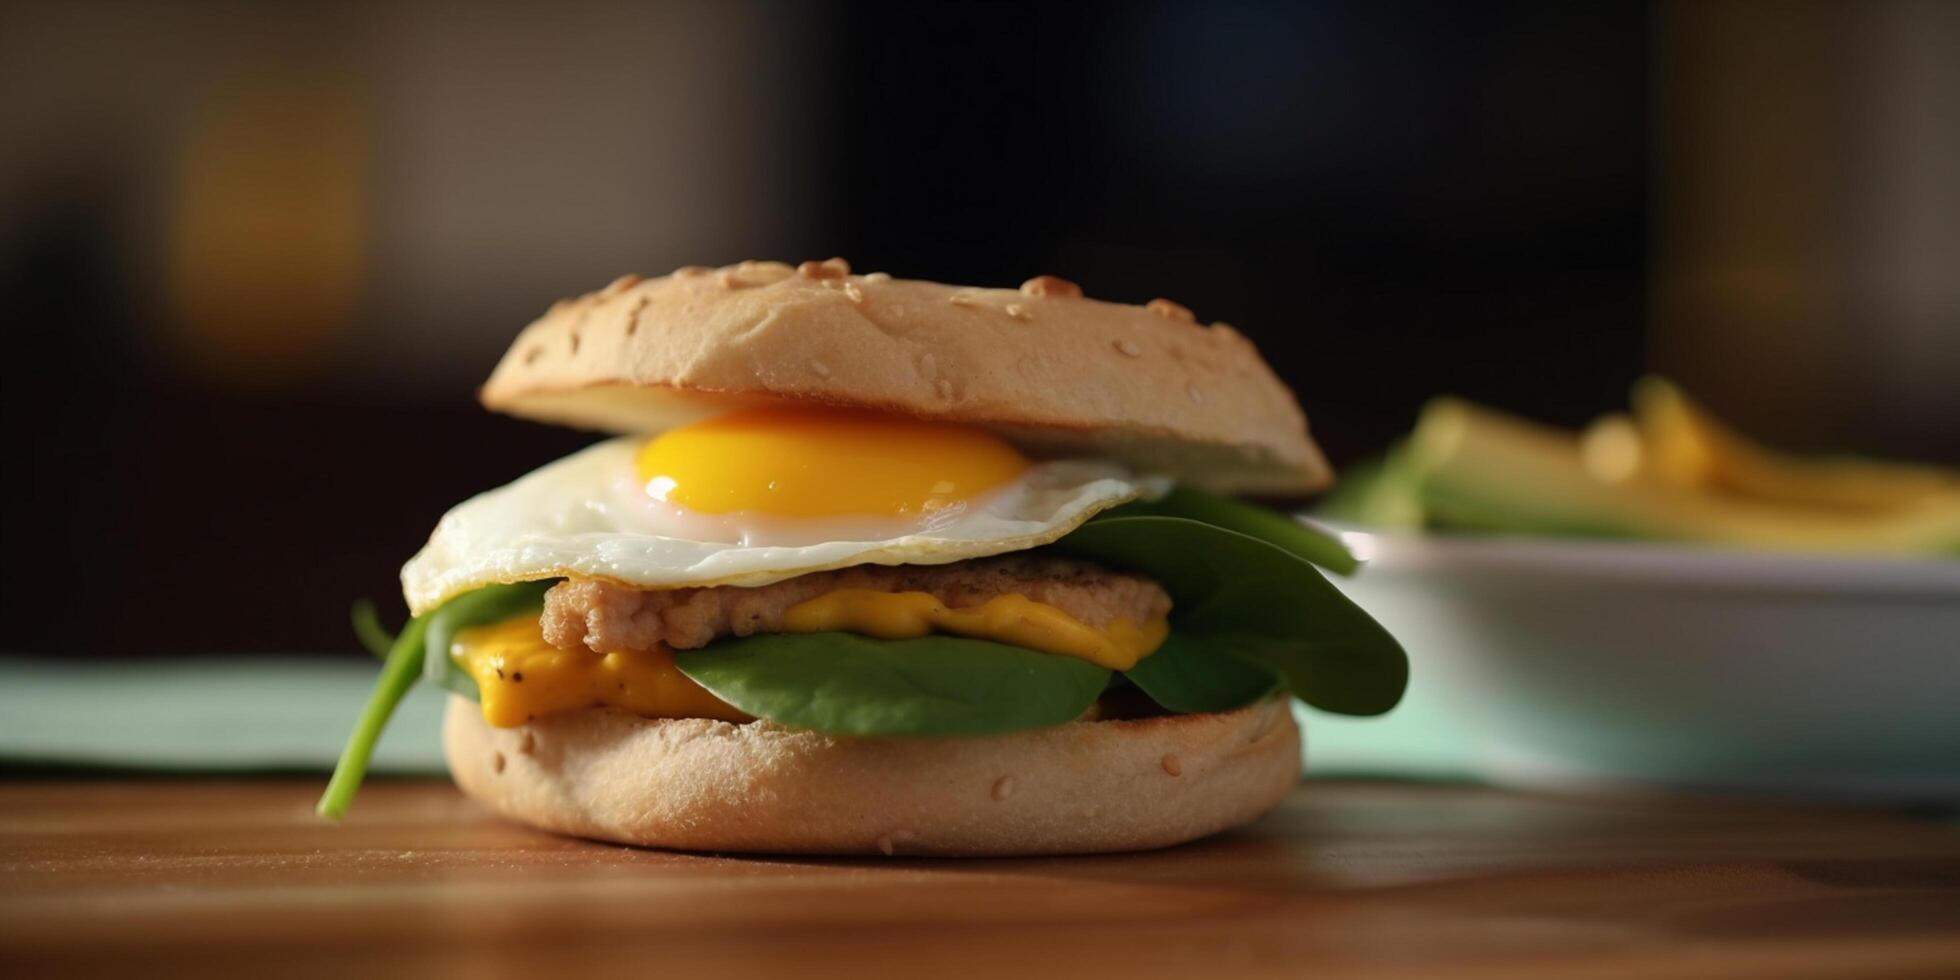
[401,438,1166,615]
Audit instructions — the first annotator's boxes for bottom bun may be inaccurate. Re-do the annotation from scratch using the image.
[444,695,1301,856]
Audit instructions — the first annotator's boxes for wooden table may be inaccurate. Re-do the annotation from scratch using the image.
[3,779,1958,978]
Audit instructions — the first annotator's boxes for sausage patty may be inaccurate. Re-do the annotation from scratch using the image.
[541,556,1172,654]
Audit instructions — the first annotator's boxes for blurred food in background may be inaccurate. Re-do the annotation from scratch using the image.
[1316,520,1960,800]
[1311,373,1959,800]
[1323,378,1959,557]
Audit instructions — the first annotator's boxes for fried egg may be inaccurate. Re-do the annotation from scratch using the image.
[401,407,1166,614]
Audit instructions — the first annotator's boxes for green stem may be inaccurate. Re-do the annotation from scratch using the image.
[316,615,429,820]
[350,598,396,660]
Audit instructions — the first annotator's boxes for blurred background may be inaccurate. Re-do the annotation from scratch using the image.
[2,0,1955,657]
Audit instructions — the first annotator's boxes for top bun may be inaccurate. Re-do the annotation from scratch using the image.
[480,260,1330,494]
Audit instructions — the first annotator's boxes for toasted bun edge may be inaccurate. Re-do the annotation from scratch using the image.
[478,262,1331,495]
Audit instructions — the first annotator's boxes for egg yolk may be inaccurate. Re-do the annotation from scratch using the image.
[635,406,1029,518]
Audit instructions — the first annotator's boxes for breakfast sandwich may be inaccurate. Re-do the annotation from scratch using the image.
[320,259,1406,855]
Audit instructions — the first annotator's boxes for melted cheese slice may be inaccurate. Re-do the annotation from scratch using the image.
[452,617,751,728]
[783,590,1167,671]
[452,590,1168,728]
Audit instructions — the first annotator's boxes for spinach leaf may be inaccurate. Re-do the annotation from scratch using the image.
[1102,484,1360,575]
[317,613,429,820]
[1052,516,1406,716]
[317,581,553,820]
[674,632,1109,737]
[421,581,553,698]
[1121,632,1280,713]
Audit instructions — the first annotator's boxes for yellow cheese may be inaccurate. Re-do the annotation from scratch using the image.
[453,590,1167,728]
[451,617,750,728]
[782,590,1167,671]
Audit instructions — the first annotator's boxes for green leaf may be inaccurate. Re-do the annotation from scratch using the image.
[1051,516,1407,716]
[421,581,554,700]
[317,614,429,820]
[1102,484,1360,575]
[350,599,396,660]
[318,580,554,820]
[674,632,1110,737]
[1121,632,1279,713]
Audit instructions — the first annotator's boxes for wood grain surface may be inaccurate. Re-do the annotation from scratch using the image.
[3,778,1958,978]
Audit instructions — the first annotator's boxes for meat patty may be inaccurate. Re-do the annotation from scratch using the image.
[541,556,1172,654]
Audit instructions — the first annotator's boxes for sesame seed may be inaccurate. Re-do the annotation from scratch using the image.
[1186,383,1205,404]
[1161,754,1183,776]
[674,265,709,278]
[1114,339,1142,357]
[1004,303,1030,321]
[1020,274,1083,298]
[935,379,954,399]
[522,347,544,365]
[864,272,892,283]
[569,331,581,354]
[843,281,865,304]
[491,752,506,774]
[949,292,981,308]
[810,359,832,378]
[991,776,1016,801]
[602,274,642,297]
[519,732,536,755]
[626,295,648,335]
[797,257,850,280]
[1146,298,1195,321]
[875,835,895,856]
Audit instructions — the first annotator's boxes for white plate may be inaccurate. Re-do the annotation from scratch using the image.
[1317,527,1960,801]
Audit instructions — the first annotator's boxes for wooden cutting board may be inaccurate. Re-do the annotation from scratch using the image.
[3,779,1958,978]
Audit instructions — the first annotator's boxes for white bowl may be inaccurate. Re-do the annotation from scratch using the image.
[1316,528,1960,801]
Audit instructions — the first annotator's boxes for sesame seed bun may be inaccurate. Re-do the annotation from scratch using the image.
[443,695,1301,856]
[479,260,1330,495]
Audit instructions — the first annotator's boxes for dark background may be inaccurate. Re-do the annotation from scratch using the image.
[2,0,1953,656]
